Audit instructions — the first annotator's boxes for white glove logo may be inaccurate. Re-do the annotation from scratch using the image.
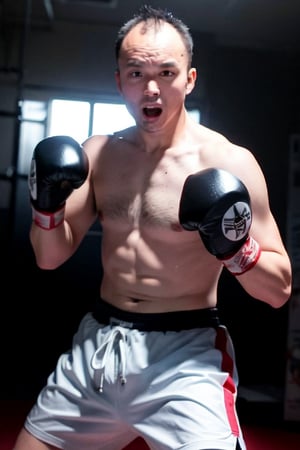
[222,201,252,241]
[28,159,37,200]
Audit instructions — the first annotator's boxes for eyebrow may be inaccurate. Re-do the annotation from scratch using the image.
[126,59,178,68]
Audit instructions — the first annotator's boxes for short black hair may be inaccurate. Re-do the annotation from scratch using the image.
[115,4,194,68]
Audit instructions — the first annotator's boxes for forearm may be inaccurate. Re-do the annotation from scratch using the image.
[236,250,292,308]
[30,220,77,270]
[28,135,90,270]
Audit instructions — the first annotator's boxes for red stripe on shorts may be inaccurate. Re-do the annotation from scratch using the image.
[215,326,240,436]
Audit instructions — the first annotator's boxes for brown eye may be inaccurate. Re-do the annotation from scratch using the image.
[131,71,142,78]
[161,70,174,77]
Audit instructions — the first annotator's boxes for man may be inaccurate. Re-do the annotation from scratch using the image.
[13,5,291,450]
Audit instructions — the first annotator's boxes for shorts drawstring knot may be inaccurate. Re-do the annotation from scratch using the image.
[91,326,127,393]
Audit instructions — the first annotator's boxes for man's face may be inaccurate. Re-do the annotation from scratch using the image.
[115,21,196,133]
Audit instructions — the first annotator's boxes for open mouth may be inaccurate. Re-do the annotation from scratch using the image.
[143,107,162,118]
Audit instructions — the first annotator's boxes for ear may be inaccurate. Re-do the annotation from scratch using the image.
[186,68,197,95]
[115,69,122,93]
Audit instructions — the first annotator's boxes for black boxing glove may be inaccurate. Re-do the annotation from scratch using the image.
[179,168,261,275]
[28,135,89,230]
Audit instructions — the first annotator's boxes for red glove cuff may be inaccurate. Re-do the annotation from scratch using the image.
[221,236,261,276]
[31,205,65,230]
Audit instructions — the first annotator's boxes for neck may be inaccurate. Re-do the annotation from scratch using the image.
[135,108,190,153]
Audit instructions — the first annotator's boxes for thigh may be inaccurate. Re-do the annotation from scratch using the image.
[23,314,138,450]
[13,427,59,450]
[129,326,246,450]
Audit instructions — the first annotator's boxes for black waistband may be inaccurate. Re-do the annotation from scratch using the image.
[92,299,221,332]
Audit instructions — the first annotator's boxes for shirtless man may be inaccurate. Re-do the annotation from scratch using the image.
[13,5,292,450]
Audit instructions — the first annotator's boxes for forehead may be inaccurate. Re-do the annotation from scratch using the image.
[119,21,187,65]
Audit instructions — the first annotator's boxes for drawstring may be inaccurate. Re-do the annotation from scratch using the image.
[91,327,127,393]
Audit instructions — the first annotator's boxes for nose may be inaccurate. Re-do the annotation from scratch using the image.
[144,80,160,97]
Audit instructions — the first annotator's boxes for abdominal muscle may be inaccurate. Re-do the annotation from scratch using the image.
[100,223,222,313]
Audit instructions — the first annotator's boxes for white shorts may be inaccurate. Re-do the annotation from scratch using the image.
[25,302,246,450]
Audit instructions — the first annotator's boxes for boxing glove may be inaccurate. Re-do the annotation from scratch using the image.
[28,135,89,230]
[179,168,261,275]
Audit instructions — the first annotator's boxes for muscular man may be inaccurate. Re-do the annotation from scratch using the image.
[13,5,291,450]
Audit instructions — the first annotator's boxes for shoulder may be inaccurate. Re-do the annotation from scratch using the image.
[82,126,137,154]
[194,125,267,192]
[216,141,268,210]
[82,134,109,155]
[81,133,121,165]
[81,128,140,178]
[195,124,254,164]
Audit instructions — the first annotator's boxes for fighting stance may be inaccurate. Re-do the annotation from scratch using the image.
[13,5,292,450]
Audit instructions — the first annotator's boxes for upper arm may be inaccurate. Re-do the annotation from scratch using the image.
[63,136,106,248]
[220,145,287,256]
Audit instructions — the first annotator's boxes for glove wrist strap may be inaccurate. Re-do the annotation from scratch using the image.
[221,236,261,276]
[31,205,65,230]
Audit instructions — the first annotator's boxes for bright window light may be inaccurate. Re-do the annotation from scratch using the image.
[188,109,201,123]
[18,98,201,177]
[93,103,135,135]
[22,100,47,121]
[48,99,90,143]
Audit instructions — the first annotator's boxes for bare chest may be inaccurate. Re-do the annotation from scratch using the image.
[96,159,190,227]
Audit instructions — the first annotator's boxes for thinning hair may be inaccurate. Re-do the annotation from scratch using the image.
[115,4,194,68]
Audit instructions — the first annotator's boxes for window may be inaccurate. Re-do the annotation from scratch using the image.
[18,98,200,175]
[48,99,136,141]
[49,100,91,143]
[18,101,47,175]
[92,103,135,135]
